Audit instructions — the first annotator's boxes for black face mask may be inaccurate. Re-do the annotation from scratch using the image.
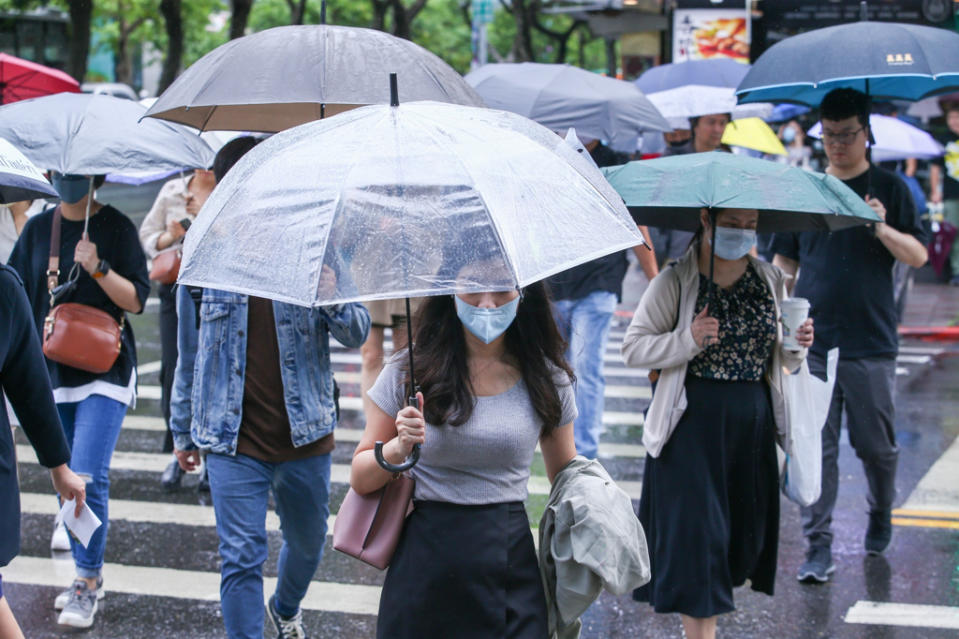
[668,139,689,148]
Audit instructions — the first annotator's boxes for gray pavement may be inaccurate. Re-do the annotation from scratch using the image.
[6,181,959,637]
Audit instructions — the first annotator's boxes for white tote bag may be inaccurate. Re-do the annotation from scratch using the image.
[782,348,838,507]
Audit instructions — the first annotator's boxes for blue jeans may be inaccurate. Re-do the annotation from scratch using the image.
[207,452,332,639]
[56,395,127,578]
[552,290,617,459]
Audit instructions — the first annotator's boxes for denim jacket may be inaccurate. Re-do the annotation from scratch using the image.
[169,286,370,453]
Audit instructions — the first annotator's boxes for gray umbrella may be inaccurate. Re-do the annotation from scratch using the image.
[465,62,671,152]
[144,24,485,132]
[0,92,214,176]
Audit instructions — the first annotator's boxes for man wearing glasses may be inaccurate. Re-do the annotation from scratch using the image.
[772,88,928,584]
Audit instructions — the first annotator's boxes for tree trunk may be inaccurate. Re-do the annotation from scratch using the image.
[390,0,428,40]
[371,0,389,31]
[67,0,93,83]
[159,0,183,93]
[286,0,309,24]
[114,5,132,86]
[231,0,255,39]
[509,0,535,62]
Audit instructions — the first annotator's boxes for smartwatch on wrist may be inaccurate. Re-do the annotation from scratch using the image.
[92,259,110,280]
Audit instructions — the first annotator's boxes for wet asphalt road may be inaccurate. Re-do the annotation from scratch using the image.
[5,180,959,638]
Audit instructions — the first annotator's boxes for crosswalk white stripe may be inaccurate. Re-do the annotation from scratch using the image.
[117,417,649,459]
[900,435,959,514]
[844,601,959,629]
[2,555,383,616]
[15,445,644,499]
[136,360,163,376]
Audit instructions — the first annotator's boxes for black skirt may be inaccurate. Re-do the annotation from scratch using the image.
[377,500,548,639]
[635,375,779,618]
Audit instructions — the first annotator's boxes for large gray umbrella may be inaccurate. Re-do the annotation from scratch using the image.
[0,93,214,176]
[144,25,485,132]
[465,62,671,151]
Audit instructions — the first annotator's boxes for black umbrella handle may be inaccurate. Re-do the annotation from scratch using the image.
[374,395,421,472]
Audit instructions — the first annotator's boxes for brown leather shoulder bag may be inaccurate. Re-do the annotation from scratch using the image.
[42,208,124,374]
[332,473,415,570]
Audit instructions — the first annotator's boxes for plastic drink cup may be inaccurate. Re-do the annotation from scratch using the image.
[780,297,810,350]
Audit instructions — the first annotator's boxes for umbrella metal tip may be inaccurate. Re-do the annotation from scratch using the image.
[390,73,399,107]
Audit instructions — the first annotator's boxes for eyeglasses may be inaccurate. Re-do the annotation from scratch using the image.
[821,126,865,146]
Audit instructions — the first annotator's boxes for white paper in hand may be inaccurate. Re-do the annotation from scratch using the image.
[57,498,102,548]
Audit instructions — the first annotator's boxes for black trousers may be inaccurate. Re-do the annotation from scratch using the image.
[158,283,178,453]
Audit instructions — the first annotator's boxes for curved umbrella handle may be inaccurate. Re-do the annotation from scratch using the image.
[374,441,420,472]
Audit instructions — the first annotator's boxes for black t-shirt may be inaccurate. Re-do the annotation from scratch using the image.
[771,165,927,360]
[547,143,632,302]
[7,205,150,390]
[933,132,959,201]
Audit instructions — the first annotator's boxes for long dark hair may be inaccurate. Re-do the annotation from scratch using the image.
[401,281,574,437]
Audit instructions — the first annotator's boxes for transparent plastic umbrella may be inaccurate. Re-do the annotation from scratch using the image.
[180,95,644,472]
[178,100,644,308]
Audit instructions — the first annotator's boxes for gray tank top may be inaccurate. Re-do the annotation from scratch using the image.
[366,357,577,505]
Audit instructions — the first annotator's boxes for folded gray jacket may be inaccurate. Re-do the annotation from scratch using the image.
[538,456,650,639]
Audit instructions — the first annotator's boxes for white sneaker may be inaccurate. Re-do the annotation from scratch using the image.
[50,521,71,551]
[55,576,103,610]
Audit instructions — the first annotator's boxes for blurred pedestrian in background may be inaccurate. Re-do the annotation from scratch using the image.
[171,137,370,639]
[138,168,216,491]
[929,103,959,284]
[8,172,149,628]
[548,140,657,460]
[622,206,813,639]
[1,263,86,639]
[773,88,928,583]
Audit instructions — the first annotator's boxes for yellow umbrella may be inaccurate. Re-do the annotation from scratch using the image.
[722,117,786,156]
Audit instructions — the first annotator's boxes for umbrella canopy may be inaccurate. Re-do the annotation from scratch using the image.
[765,103,811,123]
[0,138,58,203]
[647,85,772,121]
[736,21,959,106]
[0,92,215,175]
[602,152,880,233]
[465,62,670,151]
[0,53,80,104]
[178,101,644,308]
[807,113,943,163]
[144,25,484,132]
[722,118,786,156]
[635,58,749,94]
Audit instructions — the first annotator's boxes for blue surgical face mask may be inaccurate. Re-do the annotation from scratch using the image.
[454,295,519,344]
[709,226,757,261]
[51,173,91,204]
[781,127,796,144]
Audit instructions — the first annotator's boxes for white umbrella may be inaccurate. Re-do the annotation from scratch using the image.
[647,86,772,121]
[807,114,943,162]
[465,62,670,152]
[0,138,57,203]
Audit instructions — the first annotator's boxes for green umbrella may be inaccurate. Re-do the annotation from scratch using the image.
[602,151,880,305]
[601,151,879,233]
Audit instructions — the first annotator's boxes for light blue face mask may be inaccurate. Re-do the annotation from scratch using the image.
[781,127,796,144]
[454,295,519,344]
[710,227,757,261]
[51,173,90,204]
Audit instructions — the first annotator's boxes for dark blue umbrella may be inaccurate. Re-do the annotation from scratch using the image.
[736,19,959,106]
[636,58,748,94]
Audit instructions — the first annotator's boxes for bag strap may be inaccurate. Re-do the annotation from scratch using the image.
[47,206,62,294]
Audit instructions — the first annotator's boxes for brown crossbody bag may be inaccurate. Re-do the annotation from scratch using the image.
[42,207,124,374]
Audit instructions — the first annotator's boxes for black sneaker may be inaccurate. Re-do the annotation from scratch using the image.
[267,594,309,639]
[797,545,836,583]
[56,579,98,628]
[864,510,893,555]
